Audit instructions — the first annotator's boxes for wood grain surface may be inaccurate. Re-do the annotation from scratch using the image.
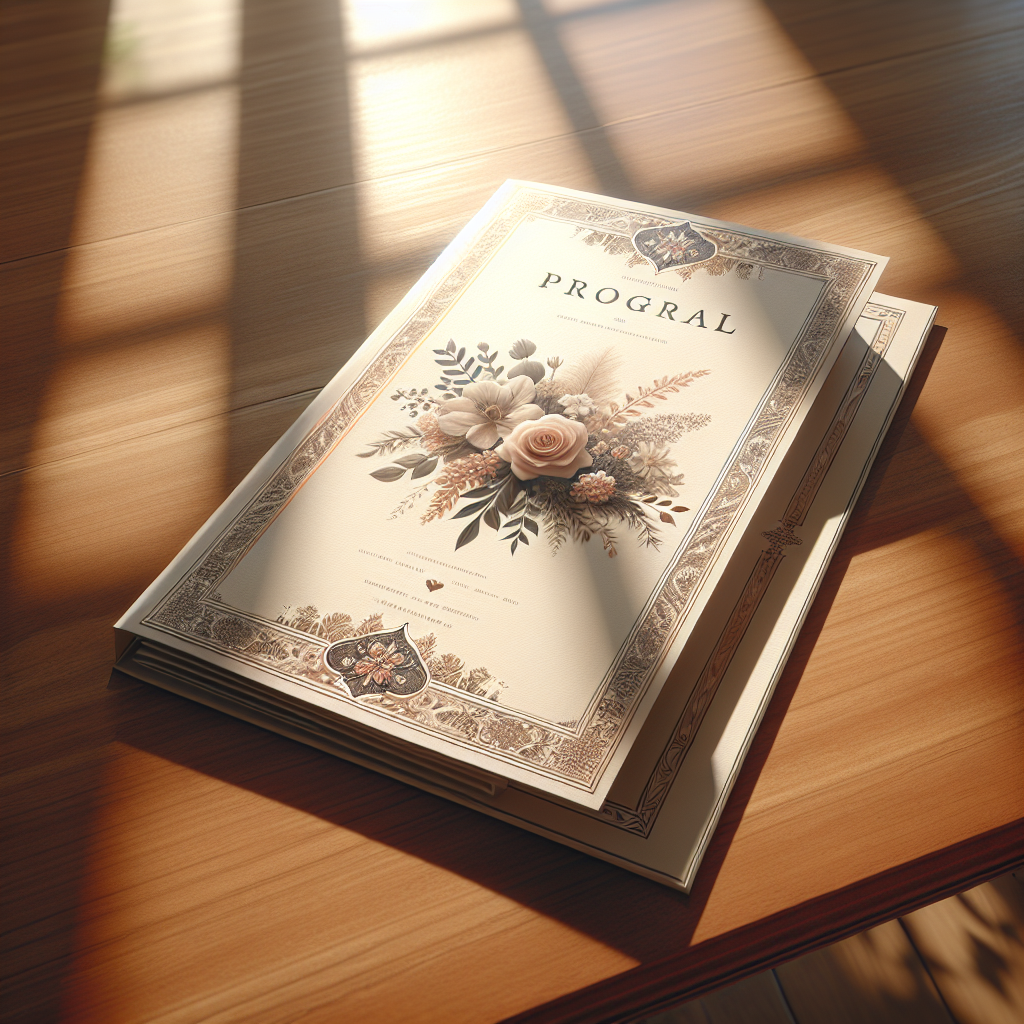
[2,1,1021,1022]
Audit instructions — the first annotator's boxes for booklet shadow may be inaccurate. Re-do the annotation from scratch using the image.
[107,328,950,967]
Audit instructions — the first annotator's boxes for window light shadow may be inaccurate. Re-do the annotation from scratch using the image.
[0,4,113,1022]
[108,0,1020,975]
[760,0,1024,336]
[5,0,1022,1019]
[111,315,1024,976]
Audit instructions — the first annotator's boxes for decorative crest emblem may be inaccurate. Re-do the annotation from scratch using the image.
[324,623,429,698]
[632,221,717,274]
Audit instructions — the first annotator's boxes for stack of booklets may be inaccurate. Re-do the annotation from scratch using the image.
[115,182,935,890]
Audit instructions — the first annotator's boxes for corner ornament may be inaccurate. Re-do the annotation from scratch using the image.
[324,623,429,698]
[632,221,717,274]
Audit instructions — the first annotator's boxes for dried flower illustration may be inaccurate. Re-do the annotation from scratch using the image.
[557,393,597,419]
[417,412,452,453]
[362,334,710,557]
[422,451,504,522]
[627,441,674,478]
[536,378,565,398]
[428,652,466,687]
[558,347,623,407]
[571,471,616,504]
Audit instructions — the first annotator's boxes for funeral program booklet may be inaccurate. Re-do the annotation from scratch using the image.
[115,181,887,810]
[455,294,936,888]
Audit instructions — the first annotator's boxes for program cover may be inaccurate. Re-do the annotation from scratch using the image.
[116,181,886,808]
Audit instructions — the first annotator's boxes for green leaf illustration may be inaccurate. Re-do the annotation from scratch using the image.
[410,456,438,479]
[393,453,427,468]
[451,497,493,520]
[463,482,500,498]
[455,517,481,550]
[370,465,407,482]
[495,478,521,516]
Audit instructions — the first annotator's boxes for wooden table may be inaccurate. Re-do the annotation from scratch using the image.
[3,2,1021,1021]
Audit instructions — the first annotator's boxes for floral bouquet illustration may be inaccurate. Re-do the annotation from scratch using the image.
[360,338,711,557]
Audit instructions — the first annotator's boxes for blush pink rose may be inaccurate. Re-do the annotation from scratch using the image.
[499,414,593,480]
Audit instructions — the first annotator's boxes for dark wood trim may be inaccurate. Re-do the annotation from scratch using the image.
[502,819,1024,1024]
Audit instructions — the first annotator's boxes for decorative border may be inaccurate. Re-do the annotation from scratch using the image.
[144,186,880,796]
[598,303,904,834]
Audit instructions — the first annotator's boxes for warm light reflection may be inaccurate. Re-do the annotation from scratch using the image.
[346,0,599,332]
[557,0,834,125]
[56,219,235,345]
[10,0,239,605]
[708,170,1022,563]
[101,0,241,102]
[911,288,1024,561]
[12,414,231,602]
[694,521,1021,941]
[343,0,517,52]
[61,745,635,1022]
[26,327,229,469]
[74,0,242,245]
[707,165,961,284]
[345,0,591,200]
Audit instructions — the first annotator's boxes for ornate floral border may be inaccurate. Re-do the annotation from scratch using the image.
[144,186,880,796]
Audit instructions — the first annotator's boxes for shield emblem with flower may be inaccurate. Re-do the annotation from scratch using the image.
[632,222,717,273]
[324,624,429,698]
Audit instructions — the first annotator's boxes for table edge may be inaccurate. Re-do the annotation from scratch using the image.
[501,819,1024,1024]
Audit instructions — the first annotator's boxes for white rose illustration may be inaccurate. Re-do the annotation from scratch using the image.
[499,414,593,480]
[436,377,544,449]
